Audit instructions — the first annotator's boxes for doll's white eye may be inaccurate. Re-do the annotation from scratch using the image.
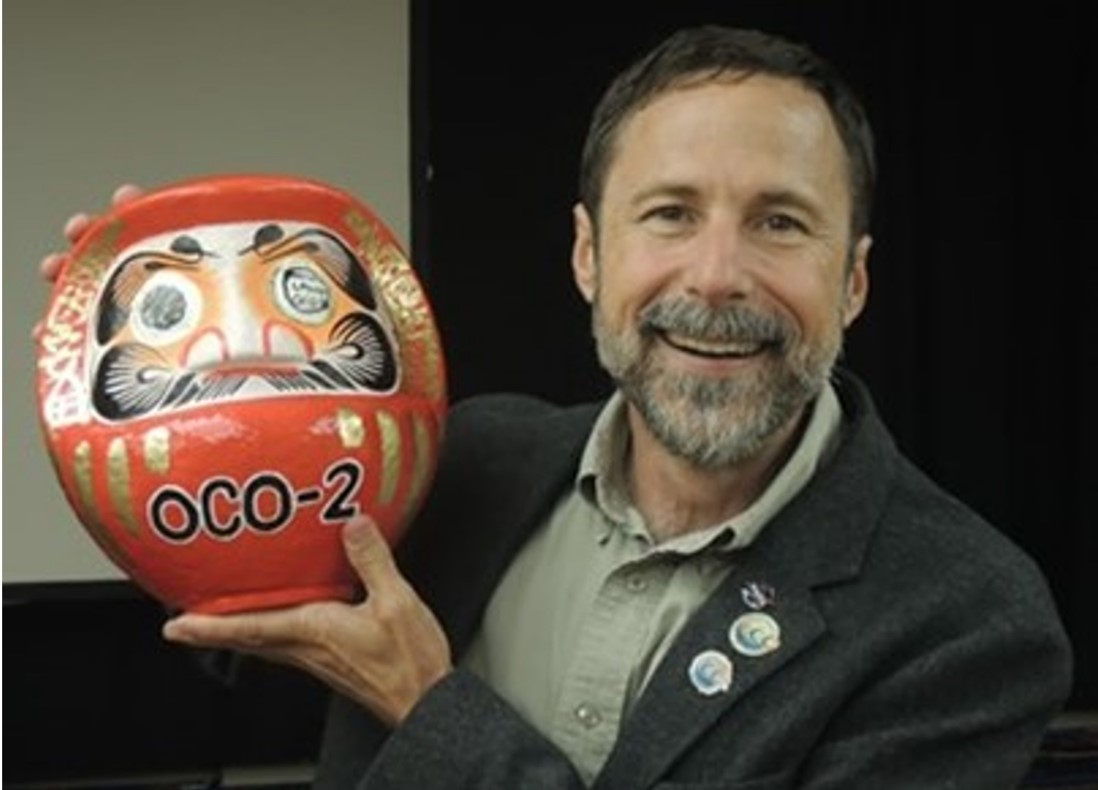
[274,261,332,324]
[131,271,202,346]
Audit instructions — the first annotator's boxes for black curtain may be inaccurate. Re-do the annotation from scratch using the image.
[414,3,1096,708]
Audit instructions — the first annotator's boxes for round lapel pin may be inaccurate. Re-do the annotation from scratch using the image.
[688,650,734,696]
[729,612,782,658]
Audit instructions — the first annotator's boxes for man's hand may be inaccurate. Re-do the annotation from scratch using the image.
[162,516,453,727]
[35,184,145,339]
[39,183,145,282]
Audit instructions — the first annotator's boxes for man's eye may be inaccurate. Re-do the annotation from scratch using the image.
[760,214,808,234]
[643,205,693,225]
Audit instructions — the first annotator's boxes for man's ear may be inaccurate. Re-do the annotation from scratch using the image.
[571,202,597,304]
[842,234,872,327]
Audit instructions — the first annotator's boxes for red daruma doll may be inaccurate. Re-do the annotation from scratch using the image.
[35,175,447,614]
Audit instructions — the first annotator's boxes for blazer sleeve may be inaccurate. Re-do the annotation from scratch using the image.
[338,670,589,789]
[795,560,1072,789]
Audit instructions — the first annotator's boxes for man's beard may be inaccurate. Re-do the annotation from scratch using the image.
[592,296,842,469]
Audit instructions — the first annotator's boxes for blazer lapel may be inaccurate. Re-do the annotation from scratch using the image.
[593,561,828,790]
[594,373,898,789]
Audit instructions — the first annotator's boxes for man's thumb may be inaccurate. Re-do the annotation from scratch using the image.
[343,515,397,592]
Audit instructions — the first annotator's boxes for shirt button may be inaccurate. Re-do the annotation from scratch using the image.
[574,702,603,729]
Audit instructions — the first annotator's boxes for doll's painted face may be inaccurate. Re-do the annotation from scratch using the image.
[89,221,399,421]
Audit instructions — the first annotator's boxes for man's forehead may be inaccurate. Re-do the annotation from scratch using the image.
[635,73,834,136]
[609,76,849,203]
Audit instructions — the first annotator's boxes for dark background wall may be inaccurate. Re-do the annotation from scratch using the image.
[413,2,1095,709]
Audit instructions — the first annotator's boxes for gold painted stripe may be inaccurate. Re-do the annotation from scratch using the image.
[72,220,122,279]
[337,407,366,449]
[420,330,445,402]
[72,441,125,562]
[376,410,401,506]
[107,438,140,537]
[70,444,131,575]
[73,441,98,521]
[403,413,432,522]
[344,209,445,402]
[143,427,171,475]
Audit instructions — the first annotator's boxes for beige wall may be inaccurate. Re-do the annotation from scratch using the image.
[3,0,410,582]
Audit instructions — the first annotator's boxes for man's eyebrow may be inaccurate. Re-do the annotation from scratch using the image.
[628,182,702,207]
[627,184,825,217]
[752,189,826,220]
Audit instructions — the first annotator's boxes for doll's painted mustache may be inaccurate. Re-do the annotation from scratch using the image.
[91,312,397,421]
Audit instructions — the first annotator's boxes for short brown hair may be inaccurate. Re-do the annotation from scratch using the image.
[579,25,876,240]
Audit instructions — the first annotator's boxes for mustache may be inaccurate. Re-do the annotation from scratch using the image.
[638,299,794,349]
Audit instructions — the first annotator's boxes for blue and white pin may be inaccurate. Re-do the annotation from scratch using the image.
[688,650,734,696]
[729,612,782,658]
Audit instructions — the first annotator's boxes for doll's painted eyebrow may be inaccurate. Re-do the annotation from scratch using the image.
[250,240,321,260]
[170,235,207,256]
[240,228,322,261]
[239,223,287,255]
[113,233,218,273]
[112,251,206,275]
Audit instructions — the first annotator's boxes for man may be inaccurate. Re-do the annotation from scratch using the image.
[47,25,1071,789]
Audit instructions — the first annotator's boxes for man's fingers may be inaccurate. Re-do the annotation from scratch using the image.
[163,610,299,651]
[62,212,95,244]
[60,185,144,246]
[343,516,400,595]
[39,252,67,284]
[112,183,144,207]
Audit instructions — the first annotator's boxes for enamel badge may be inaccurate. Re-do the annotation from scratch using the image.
[729,612,782,658]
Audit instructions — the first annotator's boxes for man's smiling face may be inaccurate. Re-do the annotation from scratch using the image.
[571,73,870,468]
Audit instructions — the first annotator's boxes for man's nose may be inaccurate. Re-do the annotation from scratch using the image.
[682,222,756,304]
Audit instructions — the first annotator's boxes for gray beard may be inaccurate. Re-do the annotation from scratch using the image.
[592,298,841,469]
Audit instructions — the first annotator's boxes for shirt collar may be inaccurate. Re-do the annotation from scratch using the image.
[576,382,844,553]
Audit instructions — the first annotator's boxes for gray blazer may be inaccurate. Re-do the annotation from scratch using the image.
[314,371,1072,789]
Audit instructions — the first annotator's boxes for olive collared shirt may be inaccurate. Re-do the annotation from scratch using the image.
[462,384,842,784]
